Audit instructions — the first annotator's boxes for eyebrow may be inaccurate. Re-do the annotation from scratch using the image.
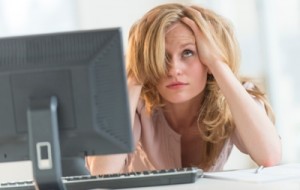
[179,42,196,49]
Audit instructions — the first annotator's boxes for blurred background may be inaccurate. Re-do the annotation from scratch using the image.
[0,0,299,182]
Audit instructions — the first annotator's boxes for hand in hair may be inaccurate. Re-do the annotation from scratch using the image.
[181,12,224,73]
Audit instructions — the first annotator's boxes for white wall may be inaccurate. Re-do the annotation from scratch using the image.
[76,0,194,49]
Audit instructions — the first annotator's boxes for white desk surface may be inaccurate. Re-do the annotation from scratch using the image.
[125,178,300,190]
[1,162,300,189]
[126,163,300,190]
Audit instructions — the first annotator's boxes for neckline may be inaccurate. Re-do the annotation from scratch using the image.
[156,108,181,141]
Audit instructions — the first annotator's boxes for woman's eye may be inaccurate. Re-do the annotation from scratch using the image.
[182,50,193,57]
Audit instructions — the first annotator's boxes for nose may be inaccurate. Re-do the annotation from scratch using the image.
[167,58,183,77]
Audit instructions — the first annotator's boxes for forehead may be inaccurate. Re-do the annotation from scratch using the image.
[165,22,195,41]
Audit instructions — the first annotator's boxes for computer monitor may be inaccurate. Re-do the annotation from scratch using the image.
[0,28,134,189]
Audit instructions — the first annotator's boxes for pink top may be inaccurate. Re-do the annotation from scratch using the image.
[86,82,259,174]
[123,99,235,173]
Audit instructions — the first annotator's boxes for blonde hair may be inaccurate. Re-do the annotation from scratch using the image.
[126,3,274,170]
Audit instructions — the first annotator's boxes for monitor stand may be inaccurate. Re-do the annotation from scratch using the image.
[61,157,90,177]
[27,96,66,190]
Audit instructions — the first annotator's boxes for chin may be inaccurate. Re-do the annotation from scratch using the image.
[163,92,203,105]
[165,97,192,104]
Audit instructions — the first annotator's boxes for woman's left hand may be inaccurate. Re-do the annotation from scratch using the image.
[181,11,224,72]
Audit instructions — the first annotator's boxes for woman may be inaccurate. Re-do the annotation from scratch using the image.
[86,3,281,174]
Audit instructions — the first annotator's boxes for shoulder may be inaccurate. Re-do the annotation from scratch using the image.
[241,80,262,93]
[242,81,255,90]
[241,80,266,108]
[241,79,265,96]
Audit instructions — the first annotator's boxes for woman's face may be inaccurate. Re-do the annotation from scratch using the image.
[157,21,208,104]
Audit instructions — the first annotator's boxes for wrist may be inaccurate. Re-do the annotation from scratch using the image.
[207,60,228,75]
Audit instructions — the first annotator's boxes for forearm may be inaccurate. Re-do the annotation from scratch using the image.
[86,114,141,175]
[210,62,281,166]
[86,154,128,175]
[127,78,142,128]
[86,79,142,175]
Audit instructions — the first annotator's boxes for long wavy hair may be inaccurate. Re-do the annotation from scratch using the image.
[126,3,275,170]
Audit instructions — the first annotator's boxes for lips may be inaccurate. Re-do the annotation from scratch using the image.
[166,81,188,89]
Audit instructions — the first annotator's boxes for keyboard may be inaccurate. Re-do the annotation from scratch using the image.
[0,167,203,189]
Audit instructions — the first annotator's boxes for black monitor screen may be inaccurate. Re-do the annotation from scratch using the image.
[0,28,133,189]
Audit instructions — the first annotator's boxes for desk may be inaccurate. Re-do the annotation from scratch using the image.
[128,178,300,190]
[1,162,300,189]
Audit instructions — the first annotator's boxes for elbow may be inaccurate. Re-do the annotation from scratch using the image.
[261,156,281,167]
[258,144,282,167]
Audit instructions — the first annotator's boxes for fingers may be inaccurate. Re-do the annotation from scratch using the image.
[181,16,208,58]
[182,7,212,37]
[181,9,213,48]
[181,9,225,66]
[181,17,202,38]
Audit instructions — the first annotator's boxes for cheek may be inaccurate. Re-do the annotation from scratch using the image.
[156,80,171,101]
[156,82,165,96]
[194,64,208,80]
[192,65,208,89]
